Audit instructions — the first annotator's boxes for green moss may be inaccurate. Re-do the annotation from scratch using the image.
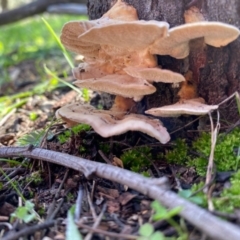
[25,171,42,186]
[120,146,152,173]
[189,128,240,176]
[99,143,111,154]
[57,124,91,144]
[214,170,240,212]
[164,139,189,165]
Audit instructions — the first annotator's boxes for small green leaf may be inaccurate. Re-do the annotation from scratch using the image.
[150,231,165,240]
[29,112,38,121]
[179,190,192,199]
[139,223,154,237]
[188,196,204,205]
[11,201,36,223]
[25,201,35,211]
[66,206,82,240]
[151,201,182,221]
[42,17,74,68]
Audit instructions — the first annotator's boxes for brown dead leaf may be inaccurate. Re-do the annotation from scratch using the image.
[97,186,120,198]
[0,133,15,145]
[118,192,138,206]
[106,200,120,214]
[0,202,15,216]
[112,156,124,168]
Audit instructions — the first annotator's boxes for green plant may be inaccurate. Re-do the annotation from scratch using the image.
[120,146,152,173]
[29,111,39,121]
[0,78,59,119]
[179,182,207,207]
[42,18,90,102]
[138,223,165,240]
[99,143,111,154]
[11,201,38,223]
[0,168,25,201]
[188,128,240,176]
[44,65,82,95]
[17,129,50,147]
[138,201,187,240]
[67,192,75,202]
[57,124,91,144]
[151,201,187,239]
[151,201,182,222]
[164,139,189,165]
[66,206,82,240]
[0,14,83,68]
[25,171,42,185]
[214,170,240,212]
[42,17,74,68]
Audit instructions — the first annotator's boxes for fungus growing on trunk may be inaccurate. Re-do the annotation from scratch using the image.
[150,22,240,59]
[145,98,218,117]
[73,74,156,100]
[124,67,185,83]
[56,103,170,144]
[57,0,239,143]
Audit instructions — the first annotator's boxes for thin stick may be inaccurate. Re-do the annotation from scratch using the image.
[207,184,215,212]
[0,109,16,127]
[74,186,83,222]
[78,222,138,240]
[46,169,69,220]
[1,220,55,240]
[98,150,112,164]
[1,147,240,240]
[86,185,97,221]
[205,112,220,190]
[217,92,236,107]
[84,204,106,240]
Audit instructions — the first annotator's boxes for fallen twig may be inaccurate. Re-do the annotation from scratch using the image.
[75,186,84,222]
[84,204,106,240]
[1,147,240,240]
[77,221,138,240]
[1,219,55,240]
[86,185,97,221]
[206,112,220,188]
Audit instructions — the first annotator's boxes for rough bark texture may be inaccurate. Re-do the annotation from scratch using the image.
[87,0,240,128]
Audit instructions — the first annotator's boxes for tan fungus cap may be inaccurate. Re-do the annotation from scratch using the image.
[72,63,106,80]
[124,66,185,83]
[56,103,170,144]
[73,74,156,99]
[78,20,169,52]
[150,22,240,59]
[145,98,218,117]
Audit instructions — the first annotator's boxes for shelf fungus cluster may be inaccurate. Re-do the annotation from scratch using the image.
[56,0,240,143]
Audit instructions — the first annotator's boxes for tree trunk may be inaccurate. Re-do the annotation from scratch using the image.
[87,0,240,130]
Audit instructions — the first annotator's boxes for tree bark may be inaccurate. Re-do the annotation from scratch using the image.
[0,0,87,26]
[87,0,240,127]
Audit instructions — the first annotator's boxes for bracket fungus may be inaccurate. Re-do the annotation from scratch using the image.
[150,22,240,59]
[56,103,170,144]
[123,67,185,83]
[145,98,219,117]
[57,0,240,143]
[73,74,156,100]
